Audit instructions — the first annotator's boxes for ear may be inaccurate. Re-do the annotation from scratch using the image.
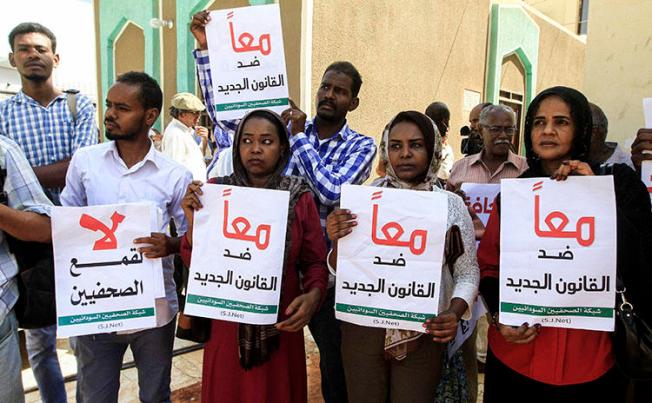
[8,53,16,68]
[348,97,359,112]
[53,53,60,68]
[144,108,160,127]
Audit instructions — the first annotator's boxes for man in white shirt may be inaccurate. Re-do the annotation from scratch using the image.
[61,72,192,403]
[162,92,208,181]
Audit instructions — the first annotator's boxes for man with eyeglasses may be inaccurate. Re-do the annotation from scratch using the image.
[447,104,527,189]
[445,103,527,402]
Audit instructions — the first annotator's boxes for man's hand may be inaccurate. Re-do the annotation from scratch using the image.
[281,99,307,136]
[196,126,209,144]
[275,288,321,332]
[133,232,175,258]
[632,128,652,170]
[190,11,211,50]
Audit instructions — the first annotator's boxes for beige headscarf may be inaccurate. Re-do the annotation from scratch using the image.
[371,111,443,360]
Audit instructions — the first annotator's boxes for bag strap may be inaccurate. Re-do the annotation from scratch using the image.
[64,89,79,125]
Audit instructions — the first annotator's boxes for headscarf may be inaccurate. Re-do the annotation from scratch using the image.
[523,86,593,174]
[371,111,443,360]
[214,109,310,369]
[373,110,442,191]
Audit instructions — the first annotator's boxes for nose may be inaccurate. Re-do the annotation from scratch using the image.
[399,146,412,158]
[250,141,262,153]
[324,87,335,100]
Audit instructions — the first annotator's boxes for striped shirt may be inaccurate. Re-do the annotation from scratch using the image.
[0,91,98,204]
[447,150,528,188]
[0,136,52,321]
[194,49,377,229]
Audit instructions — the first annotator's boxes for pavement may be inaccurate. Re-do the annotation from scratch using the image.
[23,331,483,402]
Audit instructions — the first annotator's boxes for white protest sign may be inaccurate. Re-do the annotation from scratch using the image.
[335,185,448,332]
[184,185,289,325]
[206,4,289,120]
[460,183,500,226]
[642,98,652,203]
[500,177,616,331]
[52,204,159,337]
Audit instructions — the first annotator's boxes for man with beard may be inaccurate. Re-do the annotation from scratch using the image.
[190,11,375,402]
[60,72,191,402]
[0,22,97,403]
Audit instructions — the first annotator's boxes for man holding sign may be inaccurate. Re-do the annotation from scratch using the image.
[191,8,375,402]
[61,72,192,402]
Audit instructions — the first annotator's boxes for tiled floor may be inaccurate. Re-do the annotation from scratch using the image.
[23,332,484,402]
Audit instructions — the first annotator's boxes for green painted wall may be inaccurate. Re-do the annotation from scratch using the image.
[485,4,539,106]
[98,0,161,127]
[485,4,539,153]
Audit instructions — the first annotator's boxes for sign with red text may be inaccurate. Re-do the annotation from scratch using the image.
[500,177,616,331]
[206,4,289,120]
[643,98,652,203]
[52,204,159,337]
[335,185,448,332]
[460,183,500,227]
[184,185,289,325]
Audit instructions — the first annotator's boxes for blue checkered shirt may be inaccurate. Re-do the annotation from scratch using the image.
[0,136,53,321]
[194,49,377,229]
[0,91,98,205]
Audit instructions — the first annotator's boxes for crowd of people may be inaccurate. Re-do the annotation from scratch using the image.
[0,12,651,403]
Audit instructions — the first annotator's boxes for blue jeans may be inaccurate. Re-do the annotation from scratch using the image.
[74,318,176,403]
[0,311,24,403]
[25,324,67,403]
[308,287,348,403]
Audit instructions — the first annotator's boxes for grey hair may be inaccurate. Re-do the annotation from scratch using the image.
[479,104,515,125]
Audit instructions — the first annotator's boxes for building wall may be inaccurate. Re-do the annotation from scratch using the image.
[311,0,491,164]
[583,0,652,146]
[524,0,581,32]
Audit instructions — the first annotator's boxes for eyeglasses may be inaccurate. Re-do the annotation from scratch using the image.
[484,125,516,136]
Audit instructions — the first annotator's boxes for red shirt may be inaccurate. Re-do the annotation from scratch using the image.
[478,207,614,385]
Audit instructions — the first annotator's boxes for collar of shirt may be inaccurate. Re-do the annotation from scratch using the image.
[14,90,66,109]
[469,150,521,169]
[168,118,194,136]
[101,140,162,173]
[304,119,352,143]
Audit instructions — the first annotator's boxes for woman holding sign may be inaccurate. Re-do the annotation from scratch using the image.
[326,111,479,403]
[478,86,652,402]
[180,110,328,403]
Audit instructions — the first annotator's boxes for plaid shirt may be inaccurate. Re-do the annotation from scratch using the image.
[0,91,98,204]
[194,49,377,229]
[0,136,52,321]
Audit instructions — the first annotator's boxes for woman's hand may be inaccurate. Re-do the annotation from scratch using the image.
[424,309,458,343]
[275,288,321,332]
[423,298,467,343]
[496,322,540,344]
[326,209,357,242]
[551,160,594,181]
[181,181,204,245]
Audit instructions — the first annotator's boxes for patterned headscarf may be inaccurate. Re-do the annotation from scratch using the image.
[214,109,310,369]
[373,110,442,191]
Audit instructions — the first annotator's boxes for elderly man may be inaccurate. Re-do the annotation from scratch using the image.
[588,103,633,167]
[448,104,527,189]
[162,92,209,181]
[446,104,527,402]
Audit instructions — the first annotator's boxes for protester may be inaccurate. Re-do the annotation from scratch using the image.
[588,103,633,167]
[179,109,328,403]
[479,86,652,402]
[448,104,527,190]
[61,72,191,402]
[325,111,479,403]
[0,136,54,403]
[0,22,97,403]
[462,102,492,156]
[162,92,209,181]
[425,101,454,181]
[190,11,375,402]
